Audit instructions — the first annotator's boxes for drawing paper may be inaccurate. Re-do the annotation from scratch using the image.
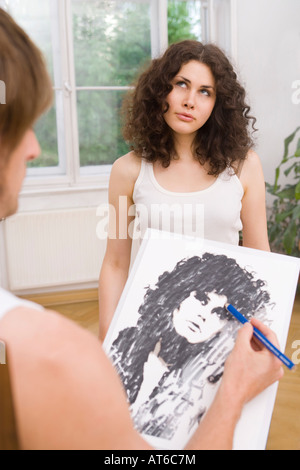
[104,229,300,450]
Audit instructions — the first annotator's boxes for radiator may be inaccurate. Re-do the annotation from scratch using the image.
[4,208,106,292]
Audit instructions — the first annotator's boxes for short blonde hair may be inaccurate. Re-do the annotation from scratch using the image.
[0,8,53,158]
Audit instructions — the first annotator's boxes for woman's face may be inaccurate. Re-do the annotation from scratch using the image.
[163,60,216,138]
[172,291,228,344]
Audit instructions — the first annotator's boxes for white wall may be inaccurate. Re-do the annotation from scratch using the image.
[234,0,300,204]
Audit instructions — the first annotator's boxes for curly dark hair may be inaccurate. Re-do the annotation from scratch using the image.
[122,40,257,176]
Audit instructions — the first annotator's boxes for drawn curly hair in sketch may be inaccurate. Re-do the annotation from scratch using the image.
[122,40,257,176]
[111,252,272,407]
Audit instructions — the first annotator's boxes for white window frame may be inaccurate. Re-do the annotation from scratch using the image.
[23,0,171,193]
[21,0,235,196]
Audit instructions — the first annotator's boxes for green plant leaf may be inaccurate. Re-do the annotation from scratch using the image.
[275,208,294,223]
[284,162,299,177]
[283,127,300,163]
[266,182,278,195]
[268,223,282,243]
[274,166,282,189]
[267,126,300,256]
[296,137,300,156]
[283,220,298,255]
[292,205,300,220]
[276,185,297,200]
[296,180,300,200]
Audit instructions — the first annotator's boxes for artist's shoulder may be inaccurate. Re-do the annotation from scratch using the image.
[111,151,142,185]
[0,306,145,449]
[0,306,102,363]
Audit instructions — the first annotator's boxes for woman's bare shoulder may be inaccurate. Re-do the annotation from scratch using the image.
[232,149,261,176]
[240,149,263,176]
[111,151,142,182]
[109,151,142,198]
[244,149,261,167]
[238,149,264,192]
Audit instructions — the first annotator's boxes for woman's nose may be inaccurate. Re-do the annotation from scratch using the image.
[183,93,195,110]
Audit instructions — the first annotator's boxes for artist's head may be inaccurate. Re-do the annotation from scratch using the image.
[0,8,53,218]
[122,40,256,175]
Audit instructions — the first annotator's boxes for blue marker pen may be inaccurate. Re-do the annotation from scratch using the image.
[225,303,295,370]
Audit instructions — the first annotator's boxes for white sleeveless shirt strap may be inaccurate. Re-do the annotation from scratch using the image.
[133,158,147,201]
[0,288,43,321]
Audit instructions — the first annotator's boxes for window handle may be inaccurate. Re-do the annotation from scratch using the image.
[64,81,72,95]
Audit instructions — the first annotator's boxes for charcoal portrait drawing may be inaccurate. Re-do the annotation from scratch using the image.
[108,252,273,444]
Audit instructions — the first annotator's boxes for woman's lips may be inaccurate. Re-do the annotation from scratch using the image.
[176,113,195,122]
[188,321,202,333]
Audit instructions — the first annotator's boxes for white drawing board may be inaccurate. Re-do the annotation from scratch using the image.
[103,229,300,450]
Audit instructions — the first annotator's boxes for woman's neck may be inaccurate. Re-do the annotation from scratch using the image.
[172,132,197,162]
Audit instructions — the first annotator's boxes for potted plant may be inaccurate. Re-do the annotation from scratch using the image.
[266,126,300,257]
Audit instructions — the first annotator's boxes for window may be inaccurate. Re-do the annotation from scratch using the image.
[168,0,208,45]
[1,0,211,188]
[72,0,152,174]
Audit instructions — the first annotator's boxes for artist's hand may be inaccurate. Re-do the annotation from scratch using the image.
[221,319,284,408]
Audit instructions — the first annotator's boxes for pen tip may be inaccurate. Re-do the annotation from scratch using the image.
[224,302,229,309]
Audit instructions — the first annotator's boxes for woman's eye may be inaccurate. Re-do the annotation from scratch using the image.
[200,89,210,96]
[176,81,187,88]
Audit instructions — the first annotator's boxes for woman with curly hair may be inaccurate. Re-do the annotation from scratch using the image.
[99,40,270,341]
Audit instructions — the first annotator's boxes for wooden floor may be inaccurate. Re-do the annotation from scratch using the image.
[39,287,300,450]
[266,288,300,450]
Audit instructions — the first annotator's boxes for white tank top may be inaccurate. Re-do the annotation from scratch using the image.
[0,287,43,321]
[133,160,244,245]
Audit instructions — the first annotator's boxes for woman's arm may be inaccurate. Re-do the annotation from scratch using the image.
[239,150,271,251]
[98,153,141,342]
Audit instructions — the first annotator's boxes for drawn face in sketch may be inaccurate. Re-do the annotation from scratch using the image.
[110,252,273,415]
[172,291,228,344]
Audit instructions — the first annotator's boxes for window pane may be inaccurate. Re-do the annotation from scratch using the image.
[2,0,55,81]
[77,90,129,167]
[2,0,60,170]
[168,0,203,44]
[29,100,59,169]
[72,0,152,87]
